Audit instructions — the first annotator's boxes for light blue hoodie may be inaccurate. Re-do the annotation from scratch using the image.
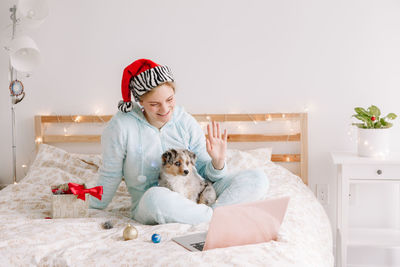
[89,103,227,215]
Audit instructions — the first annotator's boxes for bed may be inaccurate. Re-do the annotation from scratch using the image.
[0,113,334,266]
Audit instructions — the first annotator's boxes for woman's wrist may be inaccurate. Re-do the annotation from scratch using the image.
[211,159,225,170]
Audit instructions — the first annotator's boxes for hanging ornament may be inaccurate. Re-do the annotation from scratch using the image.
[9,80,25,104]
[123,224,138,240]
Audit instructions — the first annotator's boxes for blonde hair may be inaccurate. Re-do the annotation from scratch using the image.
[138,81,176,102]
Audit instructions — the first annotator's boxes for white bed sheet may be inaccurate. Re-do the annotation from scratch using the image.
[0,144,333,267]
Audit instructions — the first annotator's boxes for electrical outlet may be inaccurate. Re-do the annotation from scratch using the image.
[316,184,329,205]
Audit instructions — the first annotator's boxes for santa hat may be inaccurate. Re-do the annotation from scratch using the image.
[118,59,174,112]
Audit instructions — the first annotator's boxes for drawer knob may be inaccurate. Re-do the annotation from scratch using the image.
[377,169,382,175]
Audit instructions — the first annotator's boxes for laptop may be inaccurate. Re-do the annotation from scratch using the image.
[172,197,290,251]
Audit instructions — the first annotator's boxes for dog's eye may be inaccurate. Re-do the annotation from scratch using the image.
[174,162,181,166]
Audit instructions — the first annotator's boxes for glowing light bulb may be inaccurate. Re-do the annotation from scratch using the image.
[35,137,42,143]
[206,116,211,121]
[282,114,286,119]
[21,164,27,168]
[286,157,290,162]
[74,116,82,122]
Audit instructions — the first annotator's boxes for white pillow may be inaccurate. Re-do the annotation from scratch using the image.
[226,147,272,172]
[23,144,100,185]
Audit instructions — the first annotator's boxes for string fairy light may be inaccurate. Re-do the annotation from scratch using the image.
[32,111,306,165]
[21,164,28,176]
[248,114,257,125]
[95,114,106,124]
[74,115,82,122]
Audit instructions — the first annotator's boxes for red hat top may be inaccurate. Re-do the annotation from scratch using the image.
[118,59,174,112]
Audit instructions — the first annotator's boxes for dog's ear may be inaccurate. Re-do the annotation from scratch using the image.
[170,149,178,158]
[162,149,177,165]
[185,150,197,165]
[162,151,172,166]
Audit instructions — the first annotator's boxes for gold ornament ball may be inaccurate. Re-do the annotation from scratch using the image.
[123,224,138,240]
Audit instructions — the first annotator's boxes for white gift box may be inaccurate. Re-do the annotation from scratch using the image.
[51,193,89,218]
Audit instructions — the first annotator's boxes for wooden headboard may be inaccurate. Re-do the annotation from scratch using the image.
[34,113,308,184]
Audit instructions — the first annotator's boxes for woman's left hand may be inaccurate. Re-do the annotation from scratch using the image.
[206,121,228,170]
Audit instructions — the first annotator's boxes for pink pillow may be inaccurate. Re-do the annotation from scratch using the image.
[203,197,290,250]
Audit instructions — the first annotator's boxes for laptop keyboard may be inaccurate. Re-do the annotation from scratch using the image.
[190,241,205,251]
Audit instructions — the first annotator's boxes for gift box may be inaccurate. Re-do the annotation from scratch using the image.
[51,193,89,218]
[51,183,103,219]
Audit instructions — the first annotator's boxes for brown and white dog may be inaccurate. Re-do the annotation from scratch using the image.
[159,149,216,206]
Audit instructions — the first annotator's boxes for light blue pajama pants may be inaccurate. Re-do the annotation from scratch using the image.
[132,168,269,225]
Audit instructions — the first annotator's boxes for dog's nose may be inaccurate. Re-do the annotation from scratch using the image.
[183,170,189,175]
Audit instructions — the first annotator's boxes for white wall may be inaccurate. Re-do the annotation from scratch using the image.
[1,0,400,255]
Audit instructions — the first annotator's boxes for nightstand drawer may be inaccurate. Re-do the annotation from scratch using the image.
[344,164,400,180]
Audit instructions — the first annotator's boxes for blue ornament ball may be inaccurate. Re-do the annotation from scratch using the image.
[151,233,161,243]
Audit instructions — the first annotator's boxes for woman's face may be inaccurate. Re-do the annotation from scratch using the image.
[139,83,175,129]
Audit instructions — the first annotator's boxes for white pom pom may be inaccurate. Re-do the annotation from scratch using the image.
[137,175,147,183]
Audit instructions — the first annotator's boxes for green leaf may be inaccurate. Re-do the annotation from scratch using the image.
[386,113,397,120]
[380,118,388,126]
[374,121,382,128]
[353,114,373,128]
[354,107,370,116]
[368,105,381,117]
[352,123,365,128]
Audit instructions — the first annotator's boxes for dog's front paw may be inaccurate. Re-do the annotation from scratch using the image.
[198,182,216,206]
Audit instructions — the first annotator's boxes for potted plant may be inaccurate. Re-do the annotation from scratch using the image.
[352,105,397,158]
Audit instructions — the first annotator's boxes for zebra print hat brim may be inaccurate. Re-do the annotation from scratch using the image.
[119,59,175,113]
[131,65,174,102]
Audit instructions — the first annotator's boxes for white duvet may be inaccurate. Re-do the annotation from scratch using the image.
[0,144,333,267]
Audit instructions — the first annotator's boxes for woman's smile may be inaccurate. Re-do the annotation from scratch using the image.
[158,110,170,117]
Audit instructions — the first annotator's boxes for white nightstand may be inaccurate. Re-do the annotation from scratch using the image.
[331,152,400,267]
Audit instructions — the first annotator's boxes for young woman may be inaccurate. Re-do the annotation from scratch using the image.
[90,59,269,225]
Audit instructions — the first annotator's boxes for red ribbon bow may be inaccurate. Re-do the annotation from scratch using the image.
[68,183,103,201]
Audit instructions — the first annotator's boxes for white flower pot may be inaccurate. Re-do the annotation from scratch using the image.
[357,128,391,158]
